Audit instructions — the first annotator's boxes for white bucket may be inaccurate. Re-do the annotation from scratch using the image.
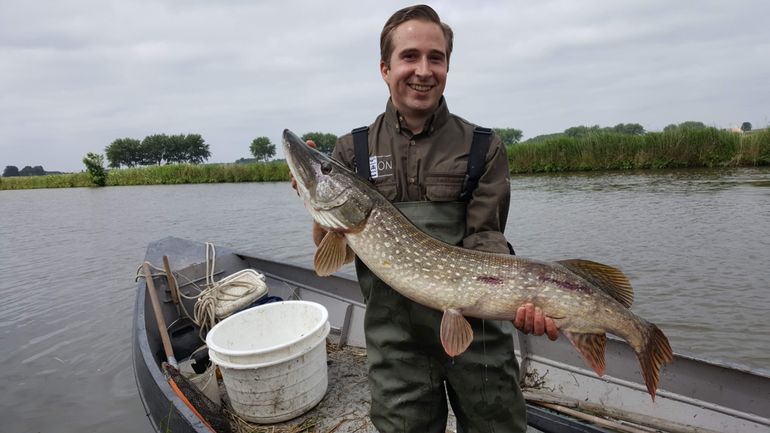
[206,301,330,423]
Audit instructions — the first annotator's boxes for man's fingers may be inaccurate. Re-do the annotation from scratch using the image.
[513,303,559,340]
[514,306,526,329]
[533,307,545,336]
[545,318,559,341]
[306,139,317,149]
[523,304,534,333]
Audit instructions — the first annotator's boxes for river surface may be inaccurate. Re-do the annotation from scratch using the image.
[1,168,768,432]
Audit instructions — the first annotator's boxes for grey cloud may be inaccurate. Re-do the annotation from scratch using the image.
[1,0,769,172]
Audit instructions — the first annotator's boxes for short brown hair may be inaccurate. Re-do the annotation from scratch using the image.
[380,4,454,68]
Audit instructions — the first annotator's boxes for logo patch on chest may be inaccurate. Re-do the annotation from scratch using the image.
[368,154,393,179]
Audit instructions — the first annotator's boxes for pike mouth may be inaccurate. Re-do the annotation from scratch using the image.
[408,83,435,92]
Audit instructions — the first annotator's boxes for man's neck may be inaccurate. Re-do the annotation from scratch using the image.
[401,114,429,135]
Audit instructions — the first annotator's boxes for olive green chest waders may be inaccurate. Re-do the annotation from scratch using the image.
[355,201,528,433]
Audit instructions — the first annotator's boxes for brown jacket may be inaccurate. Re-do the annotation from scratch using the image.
[333,98,512,254]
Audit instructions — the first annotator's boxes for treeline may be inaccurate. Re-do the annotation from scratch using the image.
[509,125,770,173]
[2,165,63,177]
[525,123,646,143]
[5,121,768,190]
[105,134,211,168]
[522,121,756,145]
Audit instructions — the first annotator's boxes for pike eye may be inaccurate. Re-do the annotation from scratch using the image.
[320,162,333,175]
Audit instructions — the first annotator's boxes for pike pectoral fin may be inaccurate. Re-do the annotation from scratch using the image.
[440,309,474,357]
[562,330,607,377]
[313,232,350,276]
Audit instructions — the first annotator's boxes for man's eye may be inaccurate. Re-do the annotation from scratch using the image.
[321,162,333,175]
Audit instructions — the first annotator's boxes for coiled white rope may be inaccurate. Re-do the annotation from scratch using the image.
[192,243,267,336]
[137,243,267,339]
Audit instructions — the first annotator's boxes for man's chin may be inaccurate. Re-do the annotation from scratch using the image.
[405,98,439,114]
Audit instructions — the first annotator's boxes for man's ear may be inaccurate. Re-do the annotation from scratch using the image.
[380,59,389,81]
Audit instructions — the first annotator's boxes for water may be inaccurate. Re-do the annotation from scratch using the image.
[1,169,768,432]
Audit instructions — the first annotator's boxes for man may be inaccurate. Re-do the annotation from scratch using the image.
[303,5,557,432]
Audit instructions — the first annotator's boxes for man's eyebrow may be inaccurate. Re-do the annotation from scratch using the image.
[398,48,447,58]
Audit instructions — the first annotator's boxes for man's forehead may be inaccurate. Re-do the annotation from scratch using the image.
[391,20,447,52]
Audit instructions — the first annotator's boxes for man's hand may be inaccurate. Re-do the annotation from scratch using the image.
[513,303,558,341]
[290,139,317,192]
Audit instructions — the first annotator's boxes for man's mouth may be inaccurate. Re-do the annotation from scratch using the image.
[408,83,434,92]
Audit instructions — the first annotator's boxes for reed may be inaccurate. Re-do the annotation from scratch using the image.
[0,172,92,190]
[509,128,770,173]
[0,162,292,190]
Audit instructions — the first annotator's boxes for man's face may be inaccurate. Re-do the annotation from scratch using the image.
[381,19,448,122]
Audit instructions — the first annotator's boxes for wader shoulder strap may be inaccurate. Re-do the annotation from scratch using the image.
[460,126,493,201]
[352,126,371,182]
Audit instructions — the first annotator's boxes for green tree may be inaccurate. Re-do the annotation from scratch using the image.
[164,134,188,164]
[664,121,708,133]
[184,134,211,164]
[611,123,645,135]
[741,122,752,132]
[19,166,46,176]
[565,125,599,138]
[301,132,338,156]
[141,134,168,165]
[250,137,276,162]
[105,138,141,168]
[82,153,107,186]
[3,165,19,177]
[677,121,707,131]
[493,128,523,146]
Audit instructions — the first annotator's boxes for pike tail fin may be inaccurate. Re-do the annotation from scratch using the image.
[636,323,673,400]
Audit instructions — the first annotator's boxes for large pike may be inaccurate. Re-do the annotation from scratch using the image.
[283,129,673,399]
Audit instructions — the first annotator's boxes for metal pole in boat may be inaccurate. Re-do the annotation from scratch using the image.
[143,261,178,367]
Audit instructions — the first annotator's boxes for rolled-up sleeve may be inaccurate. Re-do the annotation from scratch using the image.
[462,134,512,254]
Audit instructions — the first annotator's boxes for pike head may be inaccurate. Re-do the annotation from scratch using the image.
[283,129,374,234]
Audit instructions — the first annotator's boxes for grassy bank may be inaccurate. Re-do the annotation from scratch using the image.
[0,161,290,190]
[508,127,770,173]
[4,129,770,190]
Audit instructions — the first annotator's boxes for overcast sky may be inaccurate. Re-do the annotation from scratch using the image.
[1,0,768,172]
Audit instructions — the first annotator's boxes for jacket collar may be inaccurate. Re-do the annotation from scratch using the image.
[384,96,450,137]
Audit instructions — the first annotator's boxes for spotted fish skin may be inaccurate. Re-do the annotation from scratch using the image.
[282,129,672,400]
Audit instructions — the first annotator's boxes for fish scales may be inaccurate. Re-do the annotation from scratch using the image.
[349,205,637,332]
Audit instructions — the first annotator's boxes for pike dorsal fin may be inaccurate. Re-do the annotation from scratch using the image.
[557,259,634,308]
[563,330,607,377]
[313,232,354,276]
[440,309,474,357]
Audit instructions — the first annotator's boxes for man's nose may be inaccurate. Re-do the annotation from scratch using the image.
[415,56,430,76]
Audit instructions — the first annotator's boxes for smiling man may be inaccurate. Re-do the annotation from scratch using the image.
[307,4,556,433]
[379,17,447,133]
